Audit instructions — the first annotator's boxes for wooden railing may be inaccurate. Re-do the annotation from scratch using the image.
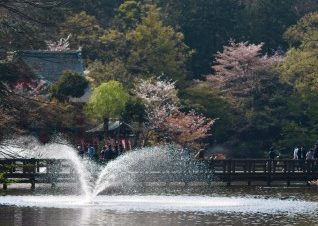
[0,158,318,189]
[209,159,318,174]
[208,159,318,186]
[0,159,73,190]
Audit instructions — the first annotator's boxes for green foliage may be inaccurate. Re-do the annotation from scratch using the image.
[154,0,242,77]
[180,83,236,145]
[0,1,65,50]
[126,6,192,81]
[241,0,298,51]
[121,97,146,123]
[58,11,105,60]
[51,71,89,100]
[115,0,145,30]
[280,12,318,94]
[284,11,318,46]
[85,81,129,121]
[275,13,318,154]
[94,4,192,83]
[87,60,132,87]
[67,0,122,23]
[281,47,318,93]
[99,29,128,62]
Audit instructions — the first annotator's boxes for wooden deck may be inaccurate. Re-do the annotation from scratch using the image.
[0,159,318,190]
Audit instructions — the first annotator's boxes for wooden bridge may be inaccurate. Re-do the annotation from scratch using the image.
[0,159,318,190]
[209,159,318,186]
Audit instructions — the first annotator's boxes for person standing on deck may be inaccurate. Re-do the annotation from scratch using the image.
[293,146,299,160]
[77,145,85,158]
[306,149,315,160]
[100,146,107,161]
[297,146,303,160]
[302,147,307,160]
[269,147,278,160]
[104,145,113,162]
[314,142,318,160]
[87,144,96,159]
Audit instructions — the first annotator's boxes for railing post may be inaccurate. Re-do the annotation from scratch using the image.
[232,161,235,173]
[253,161,256,173]
[29,158,36,191]
[268,160,271,173]
[226,160,231,186]
[267,160,272,186]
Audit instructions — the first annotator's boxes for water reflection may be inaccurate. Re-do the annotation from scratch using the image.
[0,206,316,226]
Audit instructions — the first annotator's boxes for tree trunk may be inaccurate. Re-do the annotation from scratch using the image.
[103,117,109,139]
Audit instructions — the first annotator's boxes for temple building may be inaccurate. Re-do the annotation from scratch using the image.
[85,121,135,151]
[15,49,84,82]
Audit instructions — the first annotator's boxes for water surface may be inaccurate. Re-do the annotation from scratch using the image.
[0,186,317,226]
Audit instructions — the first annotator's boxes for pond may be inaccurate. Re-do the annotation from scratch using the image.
[0,186,317,226]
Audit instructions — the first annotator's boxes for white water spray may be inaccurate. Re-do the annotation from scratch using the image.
[1,138,207,200]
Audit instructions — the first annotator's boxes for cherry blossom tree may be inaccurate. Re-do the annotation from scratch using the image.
[207,41,282,102]
[9,79,48,96]
[46,34,71,51]
[162,111,215,148]
[134,78,215,149]
[134,78,179,129]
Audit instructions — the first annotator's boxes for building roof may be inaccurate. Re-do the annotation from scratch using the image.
[86,121,133,133]
[15,49,84,82]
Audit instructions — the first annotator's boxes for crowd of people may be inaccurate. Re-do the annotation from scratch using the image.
[77,142,125,162]
[268,141,318,160]
[292,144,318,161]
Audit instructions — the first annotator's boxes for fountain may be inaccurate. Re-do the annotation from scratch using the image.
[0,137,318,223]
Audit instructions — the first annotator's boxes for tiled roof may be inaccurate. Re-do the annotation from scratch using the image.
[86,121,133,133]
[16,49,84,82]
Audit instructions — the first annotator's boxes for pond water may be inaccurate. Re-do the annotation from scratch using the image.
[0,186,318,226]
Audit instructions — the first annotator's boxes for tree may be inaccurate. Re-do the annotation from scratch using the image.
[207,41,282,103]
[86,60,132,87]
[134,78,179,129]
[193,41,289,157]
[281,12,318,93]
[58,11,105,60]
[85,81,129,136]
[127,6,191,81]
[134,78,214,148]
[275,14,318,153]
[0,0,67,50]
[241,0,298,51]
[98,4,192,82]
[114,0,145,30]
[67,0,122,25]
[162,111,214,149]
[51,71,89,101]
[46,34,71,51]
[154,0,242,77]
[284,12,318,47]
